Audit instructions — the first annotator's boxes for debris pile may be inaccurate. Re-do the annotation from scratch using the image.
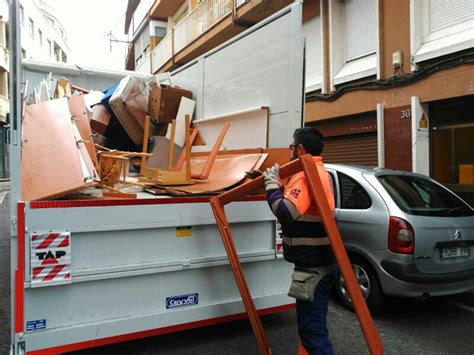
[22,74,272,201]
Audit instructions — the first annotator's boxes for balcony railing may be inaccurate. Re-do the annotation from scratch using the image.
[151,33,173,73]
[149,0,248,73]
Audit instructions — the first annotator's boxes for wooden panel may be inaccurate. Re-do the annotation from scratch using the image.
[68,93,98,168]
[322,134,378,166]
[90,104,111,136]
[384,105,412,171]
[164,153,267,195]
[22,98,97,201]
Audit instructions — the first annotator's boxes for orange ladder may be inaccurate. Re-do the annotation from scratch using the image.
[210,154,383,355]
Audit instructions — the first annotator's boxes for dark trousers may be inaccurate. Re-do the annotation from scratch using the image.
[296,264,339,355]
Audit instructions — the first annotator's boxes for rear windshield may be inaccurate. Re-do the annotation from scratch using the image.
[377,175,473,217]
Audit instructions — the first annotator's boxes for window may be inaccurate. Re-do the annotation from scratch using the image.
[431,98,474,207]
[377,175,473,217]
[154,26,166,38]
[412,0,474,62]
[338,172,372,209]
[302,15,322,92]
[330,0,378,86]
[343,0,377,61]
[28,18,34,37]
[38,29,43,46]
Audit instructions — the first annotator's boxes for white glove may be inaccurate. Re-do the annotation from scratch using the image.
[263,163,281,191]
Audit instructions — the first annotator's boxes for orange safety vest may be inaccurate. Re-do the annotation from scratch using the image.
[284,156,335,216]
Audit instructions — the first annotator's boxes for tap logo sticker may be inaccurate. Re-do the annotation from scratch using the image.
[30,231,71,287]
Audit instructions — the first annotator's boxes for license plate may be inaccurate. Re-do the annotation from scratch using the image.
[440,246,469,259]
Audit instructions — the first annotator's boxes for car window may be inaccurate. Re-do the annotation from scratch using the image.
[338,172,372,209]
[377,174,474,217]
[328,171,338,206]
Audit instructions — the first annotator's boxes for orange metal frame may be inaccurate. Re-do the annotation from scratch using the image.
[210,154,383,355]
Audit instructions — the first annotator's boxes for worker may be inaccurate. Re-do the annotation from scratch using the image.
[262,127,338,355]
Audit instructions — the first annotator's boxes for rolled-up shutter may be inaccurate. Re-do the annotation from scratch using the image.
[322,133,377,166]
[429,1,473,34]
[344,0,377,60]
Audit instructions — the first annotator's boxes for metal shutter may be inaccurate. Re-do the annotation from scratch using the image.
[429,0,474,34]
[344,0,377,60]
[322,133,378,166]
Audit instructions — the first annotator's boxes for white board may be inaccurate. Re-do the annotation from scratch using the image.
[166,97,196,147]
[193,106,268,152]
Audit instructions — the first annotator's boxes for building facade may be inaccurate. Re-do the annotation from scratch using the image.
[304,0,474,206]
[125,0,474,205]
[0,0,70,178]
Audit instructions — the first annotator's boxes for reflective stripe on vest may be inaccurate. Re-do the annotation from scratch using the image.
[283,236,330,246]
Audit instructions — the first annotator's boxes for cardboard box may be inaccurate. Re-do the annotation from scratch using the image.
[148,85,193,123]
[459,164,474,184]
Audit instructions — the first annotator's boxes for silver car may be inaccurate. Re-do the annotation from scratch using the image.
[325,164,474,312]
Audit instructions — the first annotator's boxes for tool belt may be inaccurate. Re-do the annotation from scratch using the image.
[287,266,332,302]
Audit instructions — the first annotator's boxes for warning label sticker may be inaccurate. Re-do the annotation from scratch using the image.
[176,226,192,237]
[26,319,46,332]
[30,231,71,288]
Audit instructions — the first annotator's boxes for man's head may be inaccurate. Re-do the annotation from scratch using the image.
[290,127,324,160]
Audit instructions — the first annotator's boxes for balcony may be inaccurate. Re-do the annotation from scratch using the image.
[136,0,292,74]
[150,0,186,19]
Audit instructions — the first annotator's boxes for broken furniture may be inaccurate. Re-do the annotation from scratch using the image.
[22,98,99,201]
[110,76,147,146]
[140,115,193,185]
[148,83,193,124]
[96,144,152,190]
[90,103,111,136]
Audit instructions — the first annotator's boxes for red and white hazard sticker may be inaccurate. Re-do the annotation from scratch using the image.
[275,221,284,259]
[30,231,71,287]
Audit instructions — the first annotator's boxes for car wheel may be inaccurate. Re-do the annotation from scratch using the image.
[335,255,384,313]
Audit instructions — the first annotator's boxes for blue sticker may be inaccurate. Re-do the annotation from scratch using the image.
[26,319,46,331]
[166,293,199,309]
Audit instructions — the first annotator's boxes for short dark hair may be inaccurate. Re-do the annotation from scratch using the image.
[293,127,324,156]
